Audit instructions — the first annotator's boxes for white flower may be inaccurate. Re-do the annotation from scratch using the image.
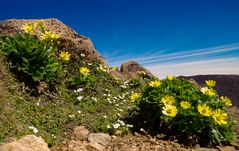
[92,97,97,102]
[88,63,92,66]
[69,114,75,118]
[104,115,107,118]
[120,85,127,89]
[81,53,86,57]
[77,96,83,101]
[106,125,111,129]
[77,110,81,114]
[113,123,120,129]
[126,124,133,128]
[36,99,40,106]
[140,128,145,132]
[103,94,107,96]
[117,120,125,126]
[76,88,83,92]
[29,126,38,134]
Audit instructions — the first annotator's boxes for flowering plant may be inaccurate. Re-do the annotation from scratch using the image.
[130,77,235,146]
[0,20,63,84]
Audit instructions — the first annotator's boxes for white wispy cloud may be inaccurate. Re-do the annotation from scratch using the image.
[146,57,239,79]
[109,43,239,66]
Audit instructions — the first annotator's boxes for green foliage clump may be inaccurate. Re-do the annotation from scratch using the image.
[0,21,63,83]
[128,77,235,146]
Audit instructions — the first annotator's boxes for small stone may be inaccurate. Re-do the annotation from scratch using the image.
[88,133,111,146]
[115,130,122,136]
[73,126,90,141]
[87,142,105,151]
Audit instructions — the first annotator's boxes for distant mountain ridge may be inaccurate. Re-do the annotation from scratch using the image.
[180,75,239,107]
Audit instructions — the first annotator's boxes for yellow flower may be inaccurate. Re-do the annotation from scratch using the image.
[149,80,161,87]
[212,109,228,125]
[220,96,232,107]
[197,103,212,116]
[36,19,45,27]
[131,92,141,102]
[162,105,178,117]
[60,51,71,61]
[80,67,90,76]
[180,101,191,109]
[22,23,35,34]
[137,70,146,76]
[167,75,175,81]
[205,80,216,87]
[161,95,175,105]
[201,87,215,96]
[233,120,237,124]
[99,66,107,72]
[40,31,59,41]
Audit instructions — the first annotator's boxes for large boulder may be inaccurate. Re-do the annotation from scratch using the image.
[112,61,154,80]
[0,18,107,65]
[0,135,50,151]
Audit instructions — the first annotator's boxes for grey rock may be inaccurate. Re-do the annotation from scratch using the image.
[88,133,111,146]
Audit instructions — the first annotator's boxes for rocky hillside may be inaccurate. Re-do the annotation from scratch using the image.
[0,18,238,151]
[180,75,239,107]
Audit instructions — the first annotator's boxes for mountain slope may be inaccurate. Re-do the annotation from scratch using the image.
[180,75,239,106]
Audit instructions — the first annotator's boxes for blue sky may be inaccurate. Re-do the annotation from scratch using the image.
[1,0,239,77]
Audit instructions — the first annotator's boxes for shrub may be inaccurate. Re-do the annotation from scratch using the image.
[129,77,235,146]
[0,20,63,84]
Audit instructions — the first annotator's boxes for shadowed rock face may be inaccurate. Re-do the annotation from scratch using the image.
[0,18,107,65]
[180,75,239,107]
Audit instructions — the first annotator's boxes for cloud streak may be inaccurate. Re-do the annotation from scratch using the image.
[108,43,239,66]
[146,57,239,78]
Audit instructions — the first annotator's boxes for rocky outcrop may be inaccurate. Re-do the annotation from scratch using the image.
[0,135,50,151]
[0,18,107,65]
[111,61,154,80]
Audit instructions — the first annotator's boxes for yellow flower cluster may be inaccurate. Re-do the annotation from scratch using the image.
[131,92,141,102]
[80,67,90,76]
[40,31,59,41]
[167,75,175,81]
[60,51,71,61]
[197,103,228,125]
[220,96,232,107]
[161,95,178,117]
[180,101,191,109]
[205,80,216,87]
[201,87,215,96]
[149,80,161,87]
[22,23,35,34]
[21,19,60,41]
